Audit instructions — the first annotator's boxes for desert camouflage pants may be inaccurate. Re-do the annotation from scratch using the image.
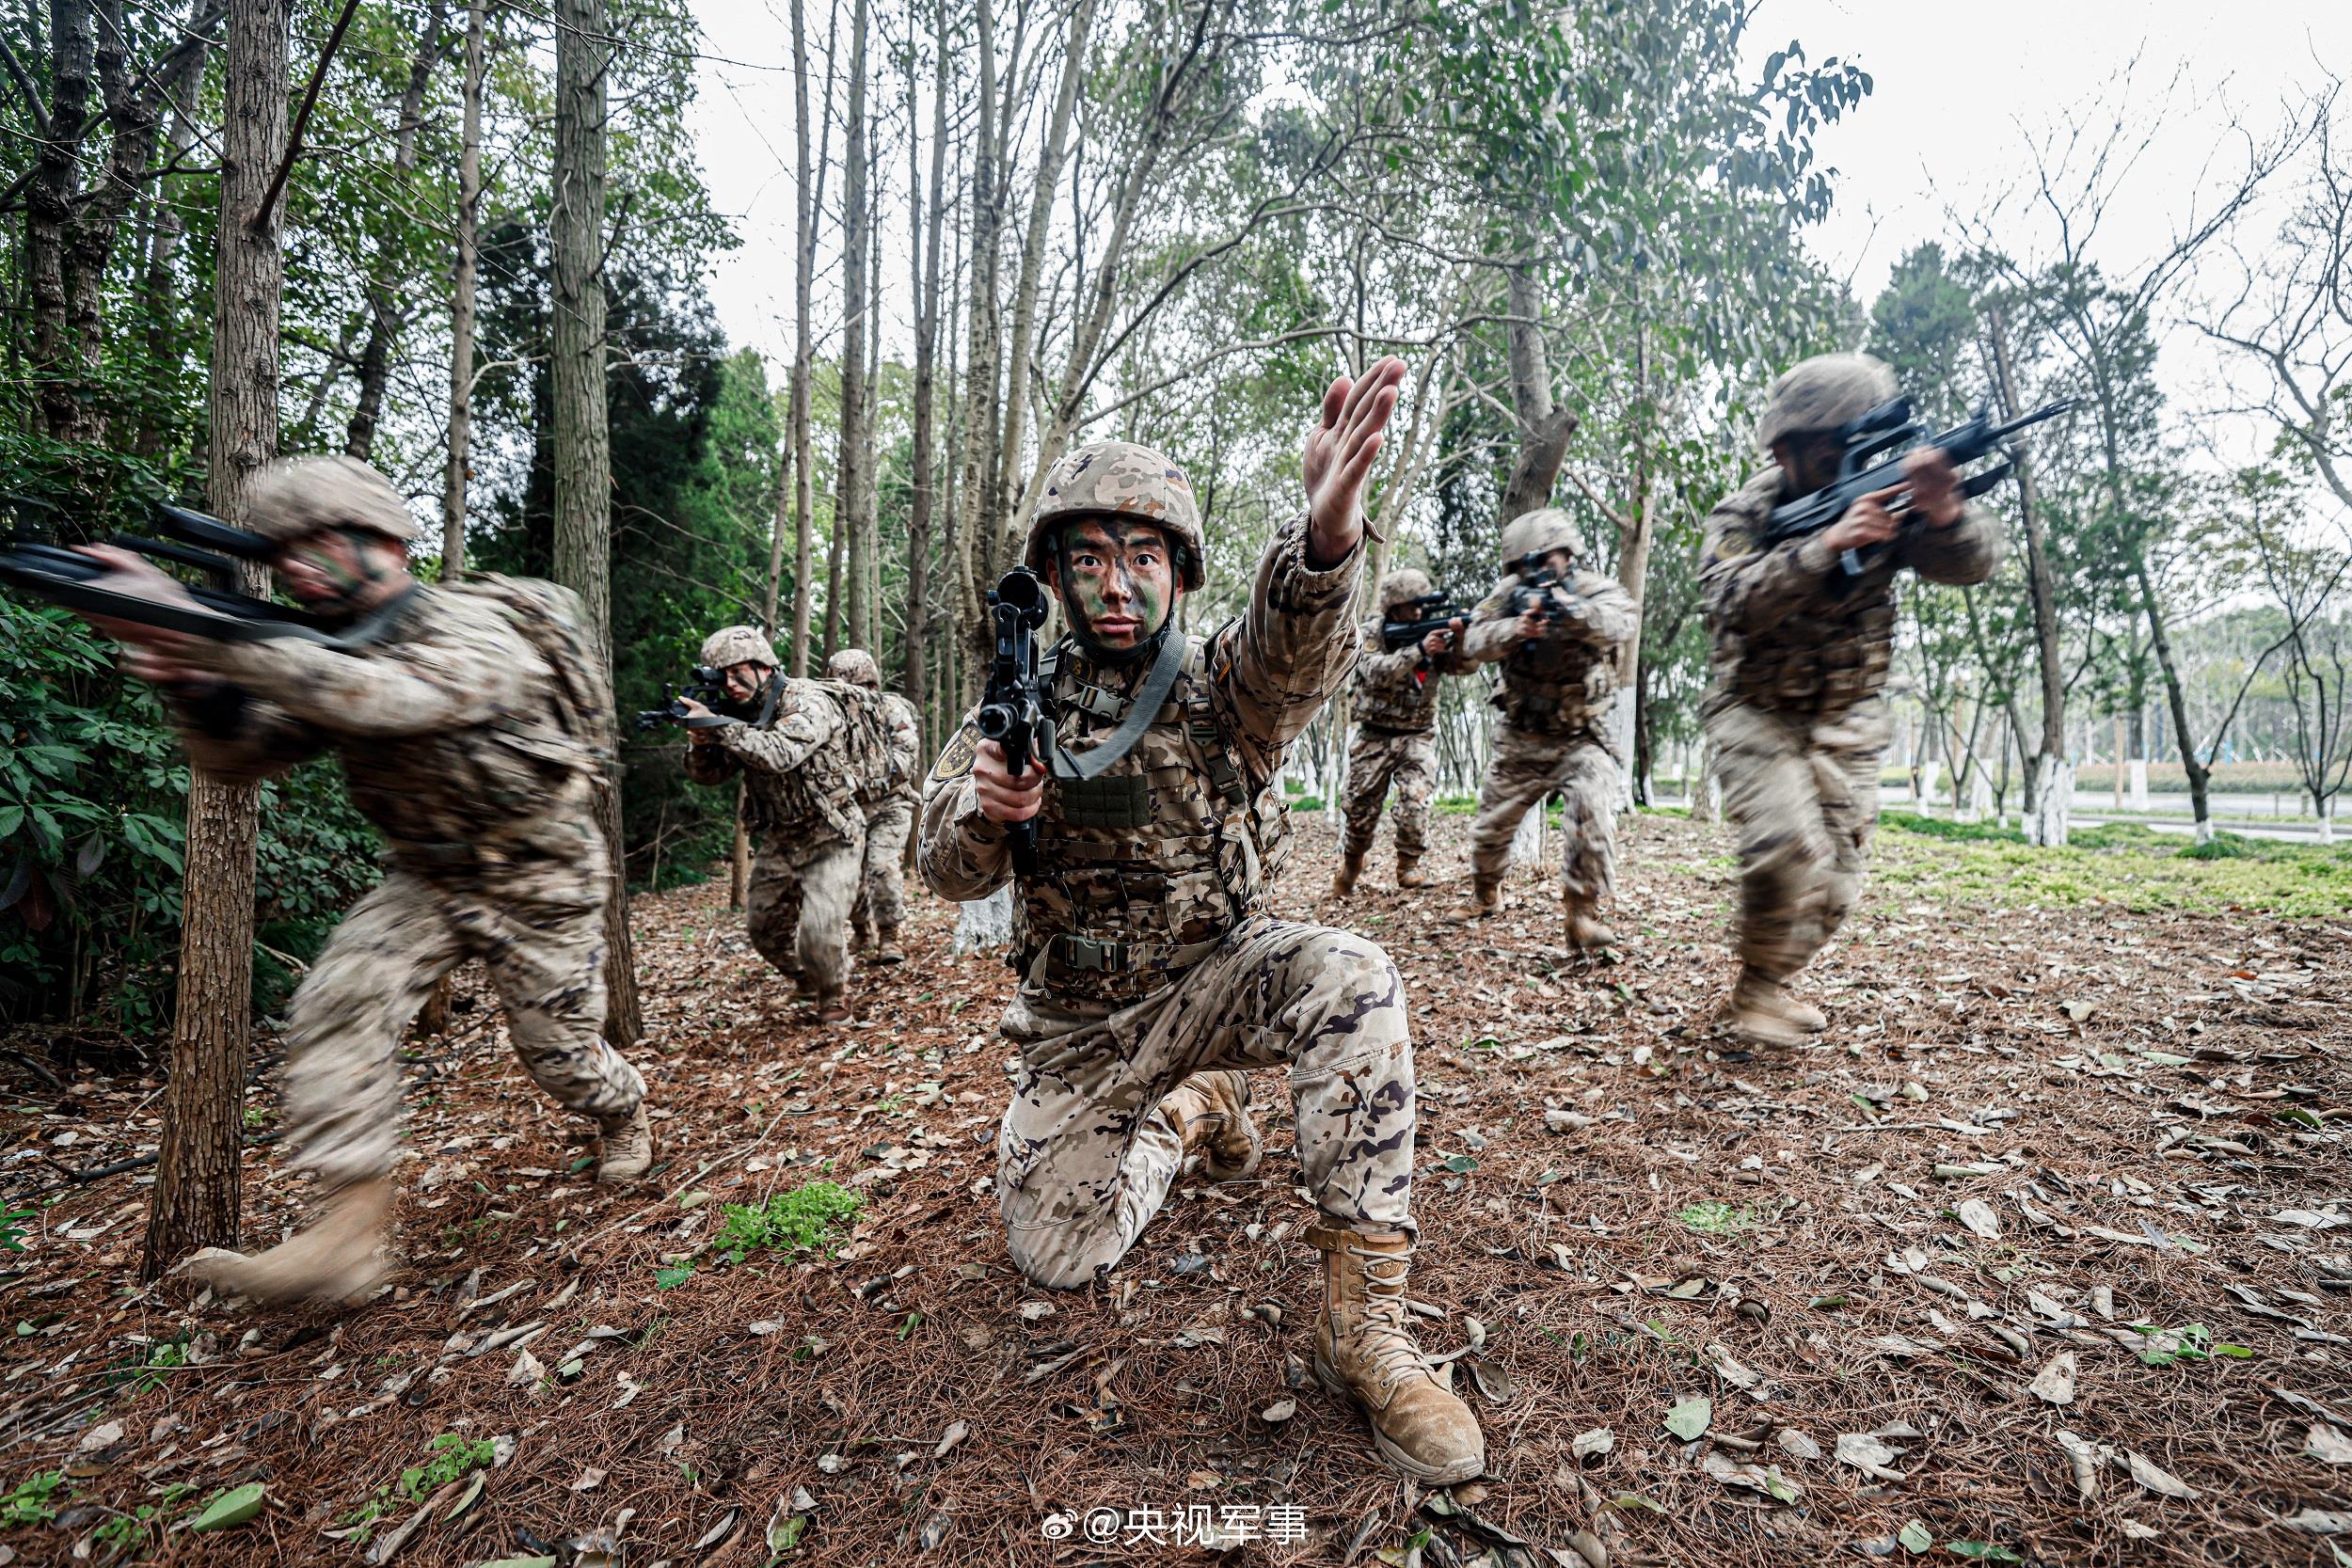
[747,830,865,1001]
[286,843,644,1188]
[1707,697,1890,980]
[851,797,913,936]
[1340,727,1437,861]
[1468,723,1618,908]
[995,915,1416,1290]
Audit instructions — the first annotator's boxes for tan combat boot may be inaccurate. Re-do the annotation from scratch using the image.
[179,1178,393,1305]
[871,927,907,965]
[1159,1070,1262,1180]
[1394,855,1431,889]
[1331,848,1366,896]
[596,1102,656,1182]
[1305,1225,1486,1483]
[1446,879,1501,923]
[1724,966,1808,1050]
[1565,904,1614,950]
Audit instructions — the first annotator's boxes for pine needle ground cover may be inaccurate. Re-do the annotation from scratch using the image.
[1,814,2344,1566]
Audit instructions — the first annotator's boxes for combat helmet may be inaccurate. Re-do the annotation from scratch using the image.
[1024,440,1205,590]
[1376,567,1434,613]
[1756,353,1898,454]
[701,626,779,670]
[1498,508,1585,572]
[246,454,423,546]
[825,648,881,689]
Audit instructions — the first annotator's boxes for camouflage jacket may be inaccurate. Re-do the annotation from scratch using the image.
[1347,615,1444,736]
[1700,466,2000,717]
[170,581,600,874]
[920,516,1360,1011]
[683,675,873,846]
[1451,568,1638,739]
[878,690,921,804]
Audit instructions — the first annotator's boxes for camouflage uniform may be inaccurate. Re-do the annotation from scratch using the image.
[1450,512,1639,913]
[1702,355,2001,983]
[684,671,873,1007]
[827,649,921,945]
[1340,578,1445,866]
[920,497,1415,1291]
[171,578,644,1189]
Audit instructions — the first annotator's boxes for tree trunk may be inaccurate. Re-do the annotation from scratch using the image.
[903,0,946,734]
[551,0,642,1047]
[1985,308,2069,845]
[951,0,1003,650]
[834,0,870,659]
[142,0,289,1279]
[344,2,449,460]
[441,0,485,580]
[1498,262,1577,521]
[786,0,819,675]
[133,9,209,459]
[2129,545,2210,837]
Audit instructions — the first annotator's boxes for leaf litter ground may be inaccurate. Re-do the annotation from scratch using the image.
[2,814,2347,1567]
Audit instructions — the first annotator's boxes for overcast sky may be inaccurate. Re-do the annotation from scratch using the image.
[686,0,2349,467]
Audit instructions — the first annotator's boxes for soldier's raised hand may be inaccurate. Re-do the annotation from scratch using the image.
[1303,356,1408,565]
[973,738,1046,824]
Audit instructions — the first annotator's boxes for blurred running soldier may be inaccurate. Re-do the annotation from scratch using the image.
[1331,568,1462,895]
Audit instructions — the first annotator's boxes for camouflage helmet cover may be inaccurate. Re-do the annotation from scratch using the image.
[1024,440,1206,590]
[824,648,881,689]
[246,454,422,546]
[1499,508,1586,569]
[700,626,779,670]
[1756,352,1899,453]
[1376,567,1434,613]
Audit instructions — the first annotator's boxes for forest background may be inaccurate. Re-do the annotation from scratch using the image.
[2,0,2349,1047]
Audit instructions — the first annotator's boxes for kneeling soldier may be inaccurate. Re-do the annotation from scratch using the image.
[919,360,1486,1483]
[79,455,650,1304]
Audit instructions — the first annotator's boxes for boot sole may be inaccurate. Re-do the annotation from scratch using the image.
[1311,1351,1484,1485]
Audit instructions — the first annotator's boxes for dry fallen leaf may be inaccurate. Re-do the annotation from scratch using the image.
[1571,1427,1615,1460]
[2308,1424,2352,1465]
[1956,1198,2002,1241]
[1835,1433,1908,1481]
[2028,1352,2078,1406]
[2125,1450,2199,1500]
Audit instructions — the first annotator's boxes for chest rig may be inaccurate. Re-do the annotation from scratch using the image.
[1351,616,1442,736]
[1017,628,1291,1005]
[1494,575,1620,739]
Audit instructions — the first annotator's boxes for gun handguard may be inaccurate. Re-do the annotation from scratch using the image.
[1377,592,1473,653]
[634,665,737,731]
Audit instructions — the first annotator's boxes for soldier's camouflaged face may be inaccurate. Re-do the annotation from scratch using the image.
[1049,517,1177,650]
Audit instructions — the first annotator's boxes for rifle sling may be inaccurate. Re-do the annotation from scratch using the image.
[1043,625,1187,783]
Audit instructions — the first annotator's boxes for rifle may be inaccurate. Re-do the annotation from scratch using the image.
[633,664,734,731]
[1376,591,1474,653]
[1761,395,2074,575]
[976,566,1050,876]
[1505,562,1581,633]
[0,495,336,643]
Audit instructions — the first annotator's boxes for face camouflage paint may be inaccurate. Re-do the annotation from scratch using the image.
[1056,517,1177,659]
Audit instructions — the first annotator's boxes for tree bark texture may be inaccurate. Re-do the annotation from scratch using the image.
[142,0,288,1280]
[834,0,870,659]
[551,0,642,1047]
[441,0,485,580]
[344,1,450,461]
[787,0,818,675]
[1985,307,2070,845]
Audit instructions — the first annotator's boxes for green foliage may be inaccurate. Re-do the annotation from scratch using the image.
[0,1208,31,1252]
[1877,814,2352,917]
[0,1471,66,1528]
[2128,1323,2251,1367]
[1677,1201,1759,1237]
[1881,810,2025,845]
[654,1263,694,1291]
[342,1435,498,1544]
[715,1182,863,1264]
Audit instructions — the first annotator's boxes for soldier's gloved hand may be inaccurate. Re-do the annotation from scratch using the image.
[678,697,719,743]
[1819,482,1905,555]
[1902,446,1964,528]
[1420,618,1462,658]
[973,739,1046,824]
[1511,607,1548,644]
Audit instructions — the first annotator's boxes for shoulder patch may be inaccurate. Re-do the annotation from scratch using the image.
[930,720,980,782]
[1708,529,1754,563]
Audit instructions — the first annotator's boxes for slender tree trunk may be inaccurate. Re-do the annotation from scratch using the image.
[134,10,208,459]
[2129,546,2212,838]
[344,2,449,459]
[834,0,870,659]
[1498,261,1577,520]
[552,0,642,1047]
[787,0,819,675]
[1985,308,2068,845]
[442,0,485,580]
[142,0,289,1279]
[903,0,946,728]
[951,0,1002,651]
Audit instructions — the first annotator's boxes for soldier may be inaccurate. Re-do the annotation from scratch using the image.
[679,630,888,1022]
[1444,509,1639,948]
[1332,569,1462,895]
[920,358,1487,1484]
[825,648,920,964]
[72,454,650,1304]
[1701,353,1999,1046]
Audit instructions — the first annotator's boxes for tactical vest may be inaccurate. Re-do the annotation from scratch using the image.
[741,677,892,844]
[1706,468,1899,717]
[1491,570,1621,738]
[1349,616,1442,736]
[1016,631,1290,1006]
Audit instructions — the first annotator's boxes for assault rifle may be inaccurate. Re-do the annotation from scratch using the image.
[1762,395,2074,575]
[1376,591,1474,653]
[0,495,335,643]
[634,665,734,731]
[1506,562,1581,632]
[976,566,1050,875]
